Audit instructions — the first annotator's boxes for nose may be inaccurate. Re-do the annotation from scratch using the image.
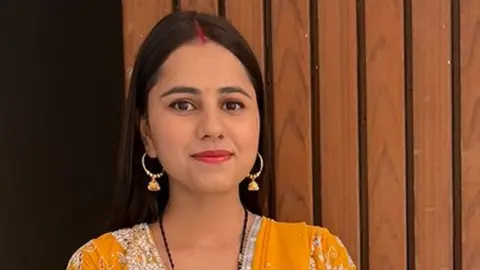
[196,108,225,140]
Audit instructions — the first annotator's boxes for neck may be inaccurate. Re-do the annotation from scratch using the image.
[161,184,247,247]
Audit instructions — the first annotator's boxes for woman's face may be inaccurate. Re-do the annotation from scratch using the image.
[140,41,260,194]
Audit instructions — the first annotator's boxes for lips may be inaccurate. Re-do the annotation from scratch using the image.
[191,150,233,164]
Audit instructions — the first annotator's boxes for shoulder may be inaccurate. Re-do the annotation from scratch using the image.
[263,218,357,269]
[66,231,122,270]
[66,223,153,270]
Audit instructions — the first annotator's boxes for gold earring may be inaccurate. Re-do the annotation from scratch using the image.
[141,153,164,192]
[246,153,263,191]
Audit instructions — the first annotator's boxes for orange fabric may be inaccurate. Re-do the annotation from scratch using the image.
[66,233,125,269]
[253,218,356,269]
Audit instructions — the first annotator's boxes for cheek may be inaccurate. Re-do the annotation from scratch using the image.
[228,113,260,152]
[147,113,191,163]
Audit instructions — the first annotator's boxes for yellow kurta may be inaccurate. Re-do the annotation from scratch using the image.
[67,216,356,269]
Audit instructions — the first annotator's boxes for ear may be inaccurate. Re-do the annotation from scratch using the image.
[139,117,158,158]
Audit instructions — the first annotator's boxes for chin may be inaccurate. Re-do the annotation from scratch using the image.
[190,175,239,194]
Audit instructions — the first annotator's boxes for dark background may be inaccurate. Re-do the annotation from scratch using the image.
[0,1,125,268]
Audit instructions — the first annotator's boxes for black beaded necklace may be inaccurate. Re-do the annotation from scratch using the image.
[159,208,249,270]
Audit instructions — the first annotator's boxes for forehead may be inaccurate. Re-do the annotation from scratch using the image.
[155,42,253,91]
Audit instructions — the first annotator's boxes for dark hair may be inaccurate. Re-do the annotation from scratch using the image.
[109,11,272,230]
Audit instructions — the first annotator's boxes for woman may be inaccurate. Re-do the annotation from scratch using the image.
[67,11,356,270]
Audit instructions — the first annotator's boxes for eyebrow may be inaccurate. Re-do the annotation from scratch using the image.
[160,86,199,97]
[160,86,252,99]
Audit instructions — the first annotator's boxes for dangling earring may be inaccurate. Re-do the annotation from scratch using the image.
[246,153,263,191]
[141,153,164,192]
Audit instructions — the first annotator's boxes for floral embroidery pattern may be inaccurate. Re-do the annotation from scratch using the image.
[111,223,165,269]
[309,233,356,270]
[67,240,116,270]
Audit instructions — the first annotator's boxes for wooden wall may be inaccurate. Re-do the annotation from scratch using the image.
[121,0,480,269]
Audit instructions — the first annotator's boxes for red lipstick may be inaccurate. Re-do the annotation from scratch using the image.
[191,150,233,164]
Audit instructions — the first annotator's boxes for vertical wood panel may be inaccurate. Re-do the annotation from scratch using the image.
[225,0,264,76]
[411,0,453,269]
[364,0,407,269]
[180,0,217,14]
[461,0,480,269]
[271,0,313,223]
[317,0,360,264]
[122,0,172,93]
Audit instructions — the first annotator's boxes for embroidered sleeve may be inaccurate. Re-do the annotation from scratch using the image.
[66,240,100,270]
[66,240,116,270]
[309,228,357,270]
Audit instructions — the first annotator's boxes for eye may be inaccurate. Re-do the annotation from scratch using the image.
[222,100,245,111]
[169,100,195,111]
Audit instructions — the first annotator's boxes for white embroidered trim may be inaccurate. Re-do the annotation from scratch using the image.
[241,215,263,270]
